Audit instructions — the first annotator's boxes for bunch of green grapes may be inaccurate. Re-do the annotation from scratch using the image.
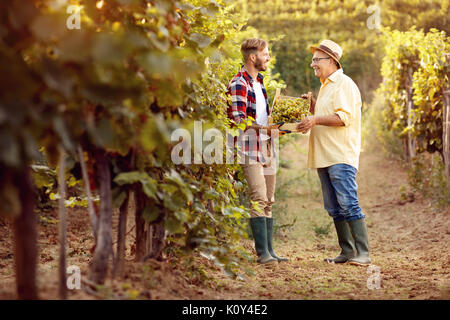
[271,97,310,123]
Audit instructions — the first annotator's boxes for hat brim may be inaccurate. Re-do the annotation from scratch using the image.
[309,45,341,69]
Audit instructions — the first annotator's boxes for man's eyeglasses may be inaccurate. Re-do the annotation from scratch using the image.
[312,57,331,63]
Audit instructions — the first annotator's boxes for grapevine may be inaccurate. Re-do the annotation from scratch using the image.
[271,96,310,123]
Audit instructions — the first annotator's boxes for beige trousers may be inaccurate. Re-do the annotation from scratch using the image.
[241,140,277,218]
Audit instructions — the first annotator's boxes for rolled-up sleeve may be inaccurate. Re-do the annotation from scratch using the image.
[333,80,361,127]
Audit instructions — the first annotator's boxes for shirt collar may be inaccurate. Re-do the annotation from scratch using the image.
[322,68,343,84]
[241,65,264,84]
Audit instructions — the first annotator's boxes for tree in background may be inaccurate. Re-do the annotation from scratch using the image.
[0,0,285,299]
[243,0,449,103]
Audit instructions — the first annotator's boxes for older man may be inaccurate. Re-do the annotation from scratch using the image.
[297,40,370,266]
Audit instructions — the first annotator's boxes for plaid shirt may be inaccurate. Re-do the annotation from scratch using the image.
[227,67,271,163]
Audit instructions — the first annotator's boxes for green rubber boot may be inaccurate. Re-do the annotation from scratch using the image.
[249,217,277,264]
[348,218,371,266]
[266,218,289,262]
[324,220,356,263]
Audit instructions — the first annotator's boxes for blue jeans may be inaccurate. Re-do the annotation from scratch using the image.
[317,164,365,222]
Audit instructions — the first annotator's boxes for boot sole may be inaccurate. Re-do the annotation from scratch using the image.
[258,259,277,264]
[324,259,348,264]
[348,261,371,266]
[324,255,354,264]
[272,256,289,263]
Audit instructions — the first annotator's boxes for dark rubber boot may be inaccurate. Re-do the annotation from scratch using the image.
[348,218,371,266]
[249,217,277,264]
[266,218,289,262]
[324,220,356,263]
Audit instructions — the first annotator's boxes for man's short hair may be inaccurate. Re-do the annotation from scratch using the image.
[241,38,268,63]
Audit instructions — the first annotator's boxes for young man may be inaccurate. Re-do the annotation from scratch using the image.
[297,39,371,266]
[227,38,288,264]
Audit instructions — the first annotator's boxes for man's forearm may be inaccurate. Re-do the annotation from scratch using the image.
[244,123,281,137]
[315,114,344,127]
[245,123,266,131]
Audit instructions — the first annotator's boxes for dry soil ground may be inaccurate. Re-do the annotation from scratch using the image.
[0,134,449,300]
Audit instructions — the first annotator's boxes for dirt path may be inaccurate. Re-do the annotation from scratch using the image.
[0,135,449,300]
[204,134,450,300]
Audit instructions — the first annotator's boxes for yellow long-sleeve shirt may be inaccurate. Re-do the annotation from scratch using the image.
[308,69,362,170]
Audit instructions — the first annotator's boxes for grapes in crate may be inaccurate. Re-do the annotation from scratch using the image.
[271,96,310,123]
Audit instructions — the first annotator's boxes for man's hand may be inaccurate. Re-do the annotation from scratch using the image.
[296,116,317,134]
[264,124,288,137]
[269,129,289,137]
[301,92,316,114]
[266,128,286,137]
[245,123,287,137]
[267,123,282,130]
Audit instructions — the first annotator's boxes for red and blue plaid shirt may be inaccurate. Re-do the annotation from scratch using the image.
[227,67,271,163]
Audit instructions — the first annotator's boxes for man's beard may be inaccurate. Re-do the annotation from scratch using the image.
[254,57,267,71]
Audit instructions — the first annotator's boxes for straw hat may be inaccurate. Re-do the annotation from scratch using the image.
[310,39,343,69]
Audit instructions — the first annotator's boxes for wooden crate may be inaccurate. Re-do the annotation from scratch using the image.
[268,88,311,133]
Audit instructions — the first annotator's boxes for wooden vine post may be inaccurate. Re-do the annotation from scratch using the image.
[405,67,416,166]
[77,146,98,242]
[57,148,67,300]
[13,167,38,299]
[443,54,450,187]
[89,149,113,284]
[113,189,129,278]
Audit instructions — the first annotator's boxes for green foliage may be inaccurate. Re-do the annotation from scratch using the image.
[411,30,450,155]
[378,28,449,156]
[408,154,450,206]
[31,159,91,211]
[0,0,287,277]
[313,221,333,237]
[244,0,449,102]
[381,0,449,34]
[365,91,404,159]
[244,0,385,101]
[372,27,449,203]
[31,164,57,213]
